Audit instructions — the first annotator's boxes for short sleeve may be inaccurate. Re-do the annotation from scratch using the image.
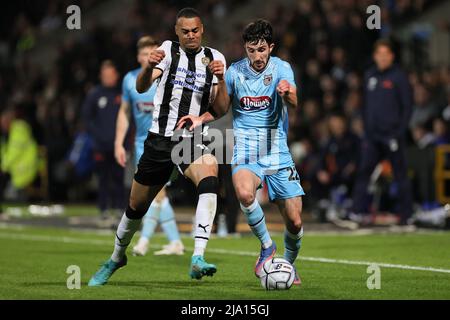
[225,67,234,97]
[212,50,227,85]
[121,73,131,104]
[279,60,296,87]
[154,40,172,72]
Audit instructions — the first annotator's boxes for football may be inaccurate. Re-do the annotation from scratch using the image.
[260,257,295,290]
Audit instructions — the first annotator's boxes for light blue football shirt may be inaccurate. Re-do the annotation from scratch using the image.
[225,56,296,169]
[122,68,157,163]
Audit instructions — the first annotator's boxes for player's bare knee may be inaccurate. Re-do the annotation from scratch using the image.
[203,163,218,178]
[200,154,218,167]
[128,193,149,215]
[292,217,303,232]
[125,202,148,219]
[285,206,302,233]
[154,189,166,203]
[286,217,302,234]
[129,202,149,216]
[188,166,218,186]
[236,189,255,207]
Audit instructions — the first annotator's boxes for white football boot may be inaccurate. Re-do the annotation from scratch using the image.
[132,237,149,256]
[154,240,185,255]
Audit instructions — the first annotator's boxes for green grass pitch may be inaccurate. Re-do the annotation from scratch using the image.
[0,224,449,299]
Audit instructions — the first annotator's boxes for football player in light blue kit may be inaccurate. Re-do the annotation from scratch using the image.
[115,36,184,256]
[178,20,303,284]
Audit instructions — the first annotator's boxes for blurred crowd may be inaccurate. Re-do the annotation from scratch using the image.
[1,0,450,220]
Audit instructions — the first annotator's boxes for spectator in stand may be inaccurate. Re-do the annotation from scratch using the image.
[352,39,413,226]
[409,121,437,210]
[433,117,450,145]
[81,60,125,221]
[312,113,359,207]
[409,83,440,129]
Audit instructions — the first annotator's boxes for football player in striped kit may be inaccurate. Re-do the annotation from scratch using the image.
[88,8,226,286]
[114,35,184,257]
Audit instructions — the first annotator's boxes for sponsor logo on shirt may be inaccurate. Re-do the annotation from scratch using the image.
[137,102,154,113]
[239,96,272,111]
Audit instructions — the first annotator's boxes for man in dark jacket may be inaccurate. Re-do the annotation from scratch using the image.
[82,60,125,220]
[352,39,413,225]
[315,112,360,200]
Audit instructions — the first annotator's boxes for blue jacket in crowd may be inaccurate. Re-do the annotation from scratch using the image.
[363,64,413,143]
[81,85,121,152]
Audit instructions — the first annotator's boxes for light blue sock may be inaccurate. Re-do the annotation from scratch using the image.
[159,197,181,242]
[241,200,272,249]
[141,202,161,240]
[284,227,303,264]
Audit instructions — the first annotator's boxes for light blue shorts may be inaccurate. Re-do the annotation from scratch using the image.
[232,163,305,202]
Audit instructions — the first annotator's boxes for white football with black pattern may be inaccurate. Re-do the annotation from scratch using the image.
[259,257,295,290]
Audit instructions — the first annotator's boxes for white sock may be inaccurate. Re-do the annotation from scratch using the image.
[111,213,142,262]
[193,193,217,256]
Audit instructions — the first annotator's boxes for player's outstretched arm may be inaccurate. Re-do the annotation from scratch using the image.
[114,101,130,168]
[277,80,297,108]
[209,60,231,117]
[136,49,165,93]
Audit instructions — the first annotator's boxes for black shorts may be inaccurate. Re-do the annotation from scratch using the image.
[134,131,214,186]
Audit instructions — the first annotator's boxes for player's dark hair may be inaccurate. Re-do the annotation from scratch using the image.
[176,7,202,22]
[242,19,274,45]
[137,35,159,51]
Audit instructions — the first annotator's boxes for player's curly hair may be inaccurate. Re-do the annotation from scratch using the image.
[242,19,274,45]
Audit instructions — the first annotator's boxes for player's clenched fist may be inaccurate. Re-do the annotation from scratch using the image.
[208,60,224,80]
[276,80,291,97]
[147,50,165,68]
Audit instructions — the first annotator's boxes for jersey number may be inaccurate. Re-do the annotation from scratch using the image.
[288,166,300,181]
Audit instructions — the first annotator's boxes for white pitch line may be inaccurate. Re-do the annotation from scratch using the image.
[298,256,450,274]
[1,232,450,275]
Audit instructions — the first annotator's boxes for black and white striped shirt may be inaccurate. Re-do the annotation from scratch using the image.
[150,40,227,137]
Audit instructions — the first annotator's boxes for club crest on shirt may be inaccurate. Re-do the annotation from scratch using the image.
[201,56,210,66]
[98,96,107,108]
[368,77,377,91]
[264,74,273,86]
